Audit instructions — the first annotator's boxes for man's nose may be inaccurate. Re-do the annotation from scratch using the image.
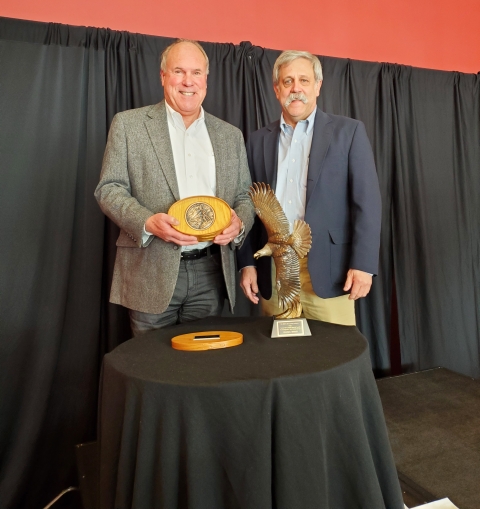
[291,79,302,92]
[183,72,194,85]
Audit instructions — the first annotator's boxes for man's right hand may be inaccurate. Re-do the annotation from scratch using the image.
[145,213,198,245]
[240,266,259,304]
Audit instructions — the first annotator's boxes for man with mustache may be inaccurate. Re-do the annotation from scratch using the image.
[238,50,381,325]
[96,39,254,335]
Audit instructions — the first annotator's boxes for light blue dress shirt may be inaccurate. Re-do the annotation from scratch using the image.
[276,108,317,232]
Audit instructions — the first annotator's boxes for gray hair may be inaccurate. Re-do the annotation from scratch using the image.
[273,50,323,84]
[160,39,210,75]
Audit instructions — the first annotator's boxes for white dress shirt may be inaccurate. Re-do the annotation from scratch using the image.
[166,102,216,201]
[144,102,216,250]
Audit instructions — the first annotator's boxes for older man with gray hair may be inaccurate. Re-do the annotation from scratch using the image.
[238,49,381,325]
[96,39,254,335]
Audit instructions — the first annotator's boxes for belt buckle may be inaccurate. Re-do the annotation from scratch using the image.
[181,248,206,261]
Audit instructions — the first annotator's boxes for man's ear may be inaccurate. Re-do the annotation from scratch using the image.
[315,80,322,97]
[273,83,281,101]
[160,70,165,86]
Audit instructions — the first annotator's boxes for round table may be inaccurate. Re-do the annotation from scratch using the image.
[99,316,404,509]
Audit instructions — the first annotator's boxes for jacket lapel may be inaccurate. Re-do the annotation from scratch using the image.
[264,121,280,191]
[306,109,333,205]
[205,113,226,199]
[145,101,180,201]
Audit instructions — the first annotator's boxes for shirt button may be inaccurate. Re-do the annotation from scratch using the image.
[189,175,193,178]
[288,200,292,204]
[292,159,295,163]
[188,153,191,157]
[290,179,293,183]
[294,140,297,143]
[173,245,179,250]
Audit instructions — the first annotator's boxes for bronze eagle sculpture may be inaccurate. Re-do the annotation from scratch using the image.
[249,182,312,319]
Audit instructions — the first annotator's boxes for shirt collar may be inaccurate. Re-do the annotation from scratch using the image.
[280,107,317,135]
[165,101,205,131]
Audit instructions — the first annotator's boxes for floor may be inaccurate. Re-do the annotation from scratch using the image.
[377,367,480,509]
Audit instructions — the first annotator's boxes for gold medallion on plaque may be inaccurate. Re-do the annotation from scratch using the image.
[185,202,216,230]
[168,196,231,241]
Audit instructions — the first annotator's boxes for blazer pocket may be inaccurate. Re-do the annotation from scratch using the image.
[329,228,351,284]
[329,228,351,245]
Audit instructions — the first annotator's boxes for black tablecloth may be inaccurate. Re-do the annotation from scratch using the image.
[99,316,403,509]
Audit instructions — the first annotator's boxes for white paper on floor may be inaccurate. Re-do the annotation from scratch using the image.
[412,498,460,509]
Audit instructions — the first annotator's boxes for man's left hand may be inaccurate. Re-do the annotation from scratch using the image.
[214,209,242,246]
[343,269,373,300]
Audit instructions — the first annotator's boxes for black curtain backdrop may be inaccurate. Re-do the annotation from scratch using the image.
[0,16,479,509]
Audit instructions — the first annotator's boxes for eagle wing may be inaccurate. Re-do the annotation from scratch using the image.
[249,183,290,239]
[291,219,312,258]
[273,245,301,311]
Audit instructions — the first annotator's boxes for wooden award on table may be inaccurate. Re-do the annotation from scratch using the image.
[171,331,243,351]
[168,196,231,242]
[248,183,313,338]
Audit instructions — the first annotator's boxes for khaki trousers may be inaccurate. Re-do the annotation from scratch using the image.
[261,257,356,326]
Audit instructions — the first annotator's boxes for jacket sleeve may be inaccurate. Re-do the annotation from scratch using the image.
[230,129,255,250]
[94,114,153,248]
[237,136,260,268]
[348,121,382,275]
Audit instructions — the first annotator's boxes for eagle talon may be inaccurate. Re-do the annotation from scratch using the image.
[275,301,302,319]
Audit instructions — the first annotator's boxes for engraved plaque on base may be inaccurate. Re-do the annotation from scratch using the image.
[168,196,231,242]
[271,317,312,338]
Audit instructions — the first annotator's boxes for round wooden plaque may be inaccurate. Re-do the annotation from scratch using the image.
[168,196,231,242]
[171,331,243,351]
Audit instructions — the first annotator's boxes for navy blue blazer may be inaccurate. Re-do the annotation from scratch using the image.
[237,109,382,299]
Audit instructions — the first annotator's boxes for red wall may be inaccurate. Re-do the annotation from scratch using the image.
[2,0,480,74]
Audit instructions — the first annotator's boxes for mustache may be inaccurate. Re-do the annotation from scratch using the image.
[284,92,308,107]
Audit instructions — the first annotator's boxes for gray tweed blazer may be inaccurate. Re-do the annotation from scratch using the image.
[95,101,254,314]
